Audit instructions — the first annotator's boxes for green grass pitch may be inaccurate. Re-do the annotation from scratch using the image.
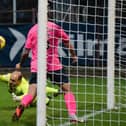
[0,77,126,126]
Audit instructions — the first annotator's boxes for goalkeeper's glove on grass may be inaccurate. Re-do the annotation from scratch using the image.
[12,93,21,102]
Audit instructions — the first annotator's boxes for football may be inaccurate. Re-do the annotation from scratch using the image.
[0,36,6,49]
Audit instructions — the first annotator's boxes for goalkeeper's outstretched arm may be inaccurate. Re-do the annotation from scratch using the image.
[0,73,11,82]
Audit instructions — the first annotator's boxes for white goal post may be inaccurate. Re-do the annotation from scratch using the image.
[107,0,116,109]
[37,0,47,126]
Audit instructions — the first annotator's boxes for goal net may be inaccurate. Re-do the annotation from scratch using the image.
[38,0,126,125]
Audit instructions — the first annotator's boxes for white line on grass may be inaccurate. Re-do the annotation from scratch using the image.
[49,104,122,126]
[59,109,109,126]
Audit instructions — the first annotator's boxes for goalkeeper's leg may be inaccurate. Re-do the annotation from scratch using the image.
[46,86,58,94]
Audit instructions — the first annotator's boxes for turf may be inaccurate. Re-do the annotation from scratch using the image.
[0,77,126,126]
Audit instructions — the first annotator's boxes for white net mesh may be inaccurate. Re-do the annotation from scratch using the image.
[45,0,126,125]
[115,0,126,111]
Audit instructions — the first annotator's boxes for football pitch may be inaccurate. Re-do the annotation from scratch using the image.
[0,77,126,126]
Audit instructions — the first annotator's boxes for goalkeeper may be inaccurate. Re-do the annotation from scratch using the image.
[0,70,59,104]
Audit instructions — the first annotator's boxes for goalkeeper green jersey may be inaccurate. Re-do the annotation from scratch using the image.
[0,73,58,103]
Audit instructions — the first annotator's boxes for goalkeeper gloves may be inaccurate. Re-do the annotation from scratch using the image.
[11,93,21,102]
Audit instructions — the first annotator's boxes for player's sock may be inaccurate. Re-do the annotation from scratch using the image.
[64,92,76,116]
[21,94,33,107]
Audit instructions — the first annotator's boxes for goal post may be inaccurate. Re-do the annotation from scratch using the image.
[107,0,116,109]
[37,0,47,126]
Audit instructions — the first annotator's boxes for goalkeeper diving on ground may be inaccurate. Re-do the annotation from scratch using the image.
[0,70,60,104]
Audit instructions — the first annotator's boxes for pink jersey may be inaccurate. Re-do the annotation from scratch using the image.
[47,21,69,71]
[25,24,38,72]
[24,22,69,72]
